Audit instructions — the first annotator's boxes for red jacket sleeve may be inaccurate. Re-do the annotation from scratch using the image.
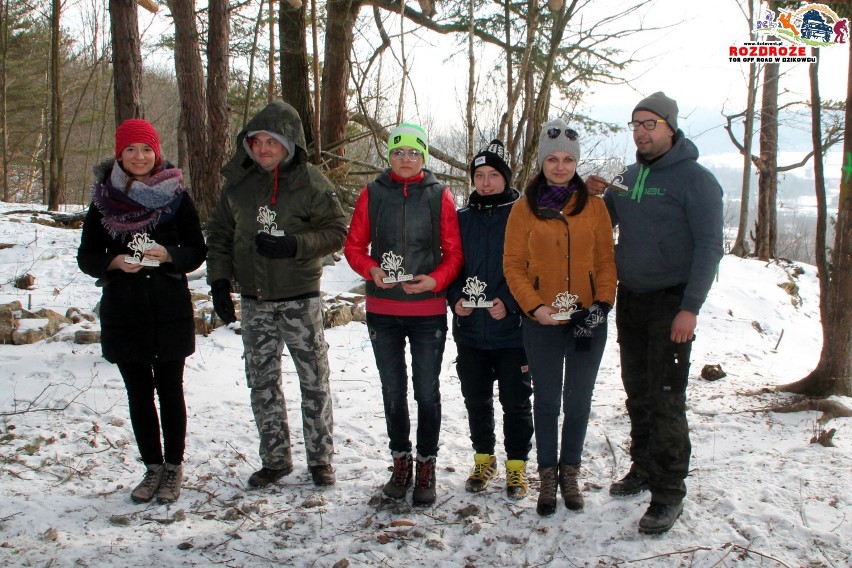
[429,189,463,292]
[343,187,378,280]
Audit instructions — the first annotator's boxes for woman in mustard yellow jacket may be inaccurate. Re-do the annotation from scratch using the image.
[504,119,616,517]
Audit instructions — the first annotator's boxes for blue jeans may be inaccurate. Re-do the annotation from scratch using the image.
[522,319,608,468]
[366,313,447,457]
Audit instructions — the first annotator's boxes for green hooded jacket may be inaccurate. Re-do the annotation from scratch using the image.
[206,101,347,300]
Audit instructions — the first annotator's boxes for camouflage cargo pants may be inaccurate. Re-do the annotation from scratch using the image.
[241,296,334,468]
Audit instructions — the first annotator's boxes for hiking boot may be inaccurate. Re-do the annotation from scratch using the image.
[382,451,413,500]
[309,464,336,486]
[609,468,650,497]
[505,460,528,500]
[412,455,437,506]
[248,464,294,488]
[465,453,497,493]
[536,466,558,516]
[638,501,684,535]
[157,463,184,504]
[131,464,164,503]
[558,464,584,511]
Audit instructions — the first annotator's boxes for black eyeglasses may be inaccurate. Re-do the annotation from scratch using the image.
[627,119,667,131]
[546,127,579,140]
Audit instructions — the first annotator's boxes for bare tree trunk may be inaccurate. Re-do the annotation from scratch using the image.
[47,0,63,210]
[109,0,144,124]
[1,0,9,201]
[244,1,265,125]
[167,1,212,216]
[464,0,474,199]
[780,38,852,397]
[395,0,405,124]
[279,0,314,144]
[310,0,321,164]
[730,60,757,258]
[517,2,572,189]
[206,0,229,213]
[321,0,362,162]
[268,0,275,101]
[754,60,778,260]
[809,48,828,315]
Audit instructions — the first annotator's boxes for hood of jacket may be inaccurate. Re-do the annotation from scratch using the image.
[222,101,308,183]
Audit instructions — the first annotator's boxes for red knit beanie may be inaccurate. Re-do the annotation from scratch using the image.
[115,119,161,165]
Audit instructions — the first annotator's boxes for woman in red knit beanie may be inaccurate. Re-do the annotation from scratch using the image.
[77,118,207,505]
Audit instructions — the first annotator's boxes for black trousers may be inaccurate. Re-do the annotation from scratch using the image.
[616,285,693,505]
[118,359,187,466]
[455,344,533,461]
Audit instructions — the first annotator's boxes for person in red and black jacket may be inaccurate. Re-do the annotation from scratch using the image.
[344,122,462,507]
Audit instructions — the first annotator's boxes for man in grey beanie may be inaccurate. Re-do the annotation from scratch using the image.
[588,92,724,535]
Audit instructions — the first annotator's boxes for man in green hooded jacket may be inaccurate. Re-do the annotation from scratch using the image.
[207,101,347,489]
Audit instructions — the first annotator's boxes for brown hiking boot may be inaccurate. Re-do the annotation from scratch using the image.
[412,455,437,506]
[131,464,164,504]
[157,463,184,504]
[536,466,558,516]
[248,464,294,488]
[382,451,413,499]
[309,464,336,486]
[558,464,584,511]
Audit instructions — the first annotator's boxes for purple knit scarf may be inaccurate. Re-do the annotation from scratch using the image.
[92,162,185,239]
[537,182,577,210]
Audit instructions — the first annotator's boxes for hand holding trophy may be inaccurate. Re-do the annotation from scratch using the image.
[550,291,581,321]
[380,251,413,284]
[461,276,494,308]
[124,232,160,266]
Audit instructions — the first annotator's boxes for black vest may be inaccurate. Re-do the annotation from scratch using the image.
[366,169,445,302]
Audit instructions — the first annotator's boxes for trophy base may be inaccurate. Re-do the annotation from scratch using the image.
[462,300,494,308]
[551,312,574,321]
[607,181,629,193]
[258,229,286,236]
[382,274,414,284]
[124,256,160,267]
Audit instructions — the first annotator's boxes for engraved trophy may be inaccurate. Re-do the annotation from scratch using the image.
[257,205,286,236]
[461,276,494,308]
[380,251,413,284]
[550,291,580,321]
[599,157,628,193]
[124,232,160,266]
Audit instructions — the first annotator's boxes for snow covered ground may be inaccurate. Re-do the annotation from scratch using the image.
[0,203,849,567]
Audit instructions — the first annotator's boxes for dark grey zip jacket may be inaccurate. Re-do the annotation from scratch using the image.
[603,132,724,314]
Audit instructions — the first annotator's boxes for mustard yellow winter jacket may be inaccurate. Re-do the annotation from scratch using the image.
[503,193,617,319]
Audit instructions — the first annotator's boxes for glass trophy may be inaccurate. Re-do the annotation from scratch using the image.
[257,206,286,236]
[550,291,580,321]
[380,251,413,283]
[461,276,494,308]
[124,232,160,266]
[599,157,628,193]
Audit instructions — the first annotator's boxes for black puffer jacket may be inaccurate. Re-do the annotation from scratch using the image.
[77,160,207,364]
[447,187,523,350]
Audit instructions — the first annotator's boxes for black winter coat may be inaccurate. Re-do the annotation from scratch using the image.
[77,163,207,364]
[448,188,523,350]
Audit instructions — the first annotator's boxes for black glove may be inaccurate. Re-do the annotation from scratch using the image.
[255,232,297,259]
[568,307,590,327]
[211,279,236,324]
[583,301,611,330]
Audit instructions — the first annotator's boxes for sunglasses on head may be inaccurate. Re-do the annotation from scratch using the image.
[546,127,579,141]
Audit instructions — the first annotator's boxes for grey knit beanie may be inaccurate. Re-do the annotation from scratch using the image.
[537,119,580,168]
[633,91,679,132]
